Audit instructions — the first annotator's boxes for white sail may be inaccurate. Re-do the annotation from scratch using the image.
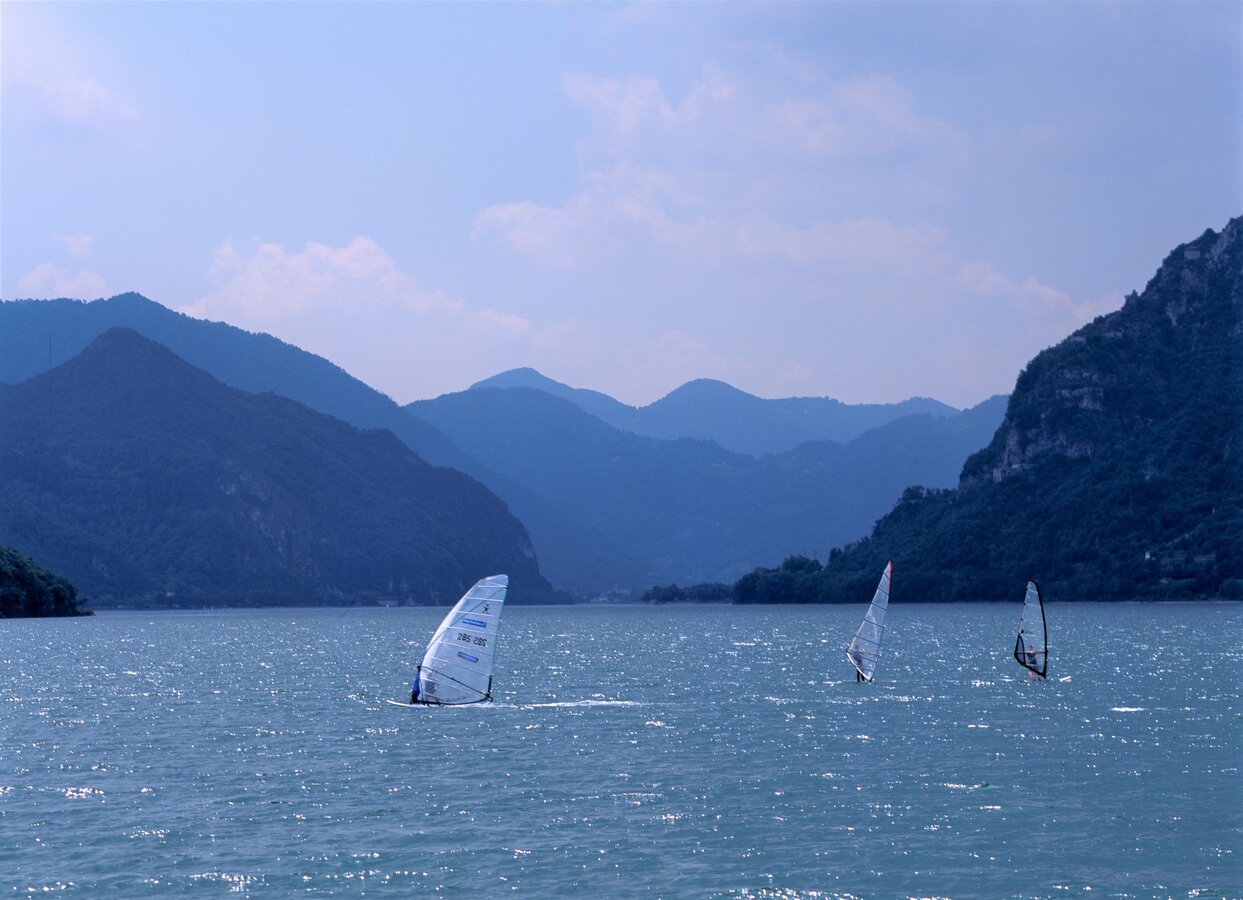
[414,574,508,705]
[846,562,891,682]
[1014,579,1047,678]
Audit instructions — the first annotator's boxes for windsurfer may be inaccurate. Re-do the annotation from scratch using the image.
[850,648,865,681]
[410,668,421,704]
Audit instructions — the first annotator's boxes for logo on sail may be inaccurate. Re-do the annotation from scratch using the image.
[457,651,480,663]
[463,617,487,628]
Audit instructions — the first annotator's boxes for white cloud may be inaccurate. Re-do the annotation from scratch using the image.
[477,168,952,275]
[955,260,1124,327]
[955,259,1014,295]
[182,237,552,400]
[826,75,969,162]
[469,61,1129,406]
[2,8,138,135]
[627,329,731,392]
[180,235,783,406]
[562,73,676,150]
[560,65,969,168]
[472,198,597,270]
[474,163,708,268]
[475,66,971,272]
[54,233,95,257]
[17,263,107,299]
[769,76,958,160]
[734,216,953,270]
[183,237,466,325]
[25,74,137,131]
[177,221,1124,410]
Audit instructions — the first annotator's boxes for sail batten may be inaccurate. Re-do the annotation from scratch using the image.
[414,574,507,705]
[846,561,891,682]
[1014,579,1048,679]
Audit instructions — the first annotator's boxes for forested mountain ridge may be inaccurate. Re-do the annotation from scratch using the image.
[0,293,640,592]
[734,217,1242,604]
[0,329,553,607]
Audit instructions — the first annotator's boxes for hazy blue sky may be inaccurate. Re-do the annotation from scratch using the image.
[3,1,1238,407]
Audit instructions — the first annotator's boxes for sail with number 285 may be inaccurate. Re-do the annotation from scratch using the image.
[412,574,508,705]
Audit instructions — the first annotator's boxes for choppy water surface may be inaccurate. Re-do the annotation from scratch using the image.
[2,603,1240,896]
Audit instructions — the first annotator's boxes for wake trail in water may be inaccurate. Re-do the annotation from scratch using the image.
[515,699,643,709]
[381,698,644,710]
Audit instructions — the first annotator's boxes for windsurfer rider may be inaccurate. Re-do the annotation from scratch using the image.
[410,668,421,704]
[1018,630,1043,679]
[850,648,865,682]
[1019,630,1041,669]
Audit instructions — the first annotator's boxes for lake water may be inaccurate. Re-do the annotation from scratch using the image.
[2,603,1240,896]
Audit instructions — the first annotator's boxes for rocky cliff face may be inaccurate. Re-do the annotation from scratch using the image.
[774,215,1242,602]
[961,218,1241,489]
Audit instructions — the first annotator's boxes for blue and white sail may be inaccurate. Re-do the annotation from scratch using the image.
[846,562,891,682]
[1013,579,1047,679]
[414,575,507,705]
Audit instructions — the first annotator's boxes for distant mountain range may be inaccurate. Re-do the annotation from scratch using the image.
[0,294,1005,593]
[473,368,957,455]
[6,210,1235,607]
[0,328,552,607]
[736,216,1243,603]
[409,386,1005,587]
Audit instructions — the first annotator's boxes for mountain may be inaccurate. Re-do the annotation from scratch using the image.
[0,329,553,607]
[0,294,1001,594]
[472,369,959,456]
[735,217,1243,603]
[632,380,958,455]
[408,386,1006,589]
[471,367,638,427]
[0,292,468,469]
[0,545,91,617]
[0,293,611,592]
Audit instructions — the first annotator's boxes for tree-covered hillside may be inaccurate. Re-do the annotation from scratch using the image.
[734,217,1242,603]
[0,545,91,617]
[0,293,643,594]
[0,329,555,607]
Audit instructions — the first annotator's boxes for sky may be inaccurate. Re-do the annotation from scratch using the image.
[2,1,1239,409]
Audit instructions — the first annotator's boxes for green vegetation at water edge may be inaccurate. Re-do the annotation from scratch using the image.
[0,544,92,617]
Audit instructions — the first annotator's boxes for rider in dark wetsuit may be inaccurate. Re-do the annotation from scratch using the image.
[1025,647,1044,674]
[410,668,421,704]
[851,648,866,681]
